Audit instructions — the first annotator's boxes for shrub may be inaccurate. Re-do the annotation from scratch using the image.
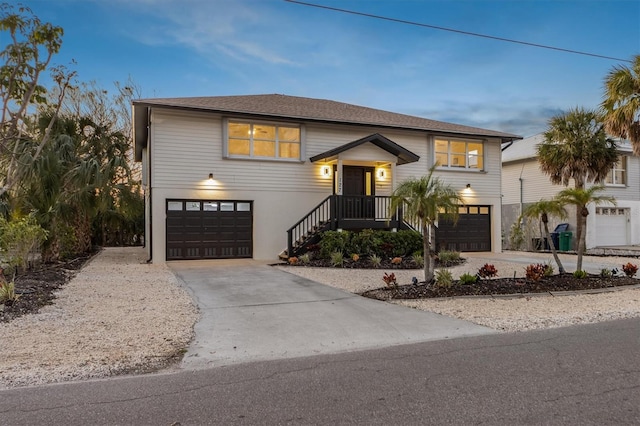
[438,250,461,266]
[622,262,638,278]
[382,272,398,289]
[573,270,588,279]
[478,263,498,279]
[0,214,48,269]
[298,254,311,264]
[509,222,525,250]
[0,281,19,305]
[435,269,454,288]
[412,254,425,268]
[459,272,478,285]
[543,262,554,277]
[351,253,360,262]
[288,257,298,265]
[600,268,613,278]
[319,231,351,258]
[369,254,382,268]
[525,264,546,282]
[391,257,403,265]
[330,251,344,267]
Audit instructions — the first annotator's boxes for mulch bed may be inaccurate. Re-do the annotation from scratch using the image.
[361,273,640,301]
[0,253,96,323]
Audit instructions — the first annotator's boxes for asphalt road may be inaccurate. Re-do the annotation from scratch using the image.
[1,317,639,425]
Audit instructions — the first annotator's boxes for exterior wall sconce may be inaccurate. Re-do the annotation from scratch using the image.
[321,165,331,177]
[208,173,214,181]
[466,183,471,189]
[377,168,385,179]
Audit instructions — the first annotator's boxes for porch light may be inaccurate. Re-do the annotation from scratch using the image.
[466,183,471,188]
[321,165,331,177]
[208,173,214,181]
[377,168,385,179]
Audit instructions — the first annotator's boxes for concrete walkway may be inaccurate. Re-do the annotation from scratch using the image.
[169,259,496,370]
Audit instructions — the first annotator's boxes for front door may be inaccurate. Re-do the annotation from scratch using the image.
[341,166,375,219]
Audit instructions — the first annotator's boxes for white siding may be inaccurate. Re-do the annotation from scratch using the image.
[147,108,504,261]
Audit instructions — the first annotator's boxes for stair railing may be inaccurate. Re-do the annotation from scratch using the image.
[286,195,335,258]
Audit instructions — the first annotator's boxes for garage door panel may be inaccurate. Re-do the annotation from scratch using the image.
[436,205,491,252]
[166,200,253,260]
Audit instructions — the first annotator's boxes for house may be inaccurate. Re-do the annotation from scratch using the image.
[132,94,520,262]
[501,134,640,249]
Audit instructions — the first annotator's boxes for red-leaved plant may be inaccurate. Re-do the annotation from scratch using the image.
[478,263,498,279]
[622,262,638,278]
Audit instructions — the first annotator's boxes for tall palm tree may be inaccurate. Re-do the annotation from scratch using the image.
[557,186,615,272]
[537,107,618,247]
[521,199,568,273]
[389,165,463,283]
[601,55,640,155]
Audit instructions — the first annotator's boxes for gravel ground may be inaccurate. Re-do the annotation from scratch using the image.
[3,248,638,389]
[0,248,199,389]
[277,251,640,333]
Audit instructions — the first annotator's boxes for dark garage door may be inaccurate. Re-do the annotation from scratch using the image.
[436,205,491,252]
[166,200,253,260]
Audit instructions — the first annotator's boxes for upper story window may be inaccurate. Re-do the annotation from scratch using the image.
[605,155,626,186]
[435,138,484,170]
[226,120,301,160]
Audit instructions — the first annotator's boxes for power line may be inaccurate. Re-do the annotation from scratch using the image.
[284,0,633,64]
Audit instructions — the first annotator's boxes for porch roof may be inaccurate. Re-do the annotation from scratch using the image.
[309,133,420,165]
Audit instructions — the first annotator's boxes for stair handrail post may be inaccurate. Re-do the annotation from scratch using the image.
[287,228,293,260]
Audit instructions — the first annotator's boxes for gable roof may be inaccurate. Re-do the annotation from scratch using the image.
[133,94,521,161]
[501,133,544,163]
[309,133,420,165]
[502,133,634,164]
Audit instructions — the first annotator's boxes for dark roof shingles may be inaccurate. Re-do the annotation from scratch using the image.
[134,94,519,139]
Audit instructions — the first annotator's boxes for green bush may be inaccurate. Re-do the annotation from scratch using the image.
[412,253,425,268]
[318,229,422,259]
[369,253,382,268]
[298,253,311,264]
[330,251,344,267]
[438,250,461,266]
[573,270,587,279]
[0,281,19,305]
[435,269,454,288]
[0,214,48,269]
[600,268,613,278]
[459,272,478,285]
[319,231,352,258]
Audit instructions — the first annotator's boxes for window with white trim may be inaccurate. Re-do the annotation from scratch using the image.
[435,138,484,170]
[226,120,301,160]
[605,155,626,185]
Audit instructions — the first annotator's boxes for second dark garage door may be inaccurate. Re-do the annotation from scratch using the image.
[166,200,253,260]
[436,205,491,252]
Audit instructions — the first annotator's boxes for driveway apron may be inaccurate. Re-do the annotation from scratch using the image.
[170,260,496,370]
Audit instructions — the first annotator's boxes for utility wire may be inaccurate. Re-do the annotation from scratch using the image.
[285,0,633,64]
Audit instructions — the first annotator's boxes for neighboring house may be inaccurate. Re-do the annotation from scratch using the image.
[501,134,640,249]
[132,94,520,263]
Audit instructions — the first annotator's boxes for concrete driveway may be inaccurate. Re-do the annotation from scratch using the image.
[169,260,496,370]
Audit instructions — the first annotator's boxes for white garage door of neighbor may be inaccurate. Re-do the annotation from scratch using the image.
[595,207,629,246]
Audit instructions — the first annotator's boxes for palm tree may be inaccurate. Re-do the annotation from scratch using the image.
[389,165,463,283]
[537,108,618,247]
[557,186,615,272]
[601,55,640,155]
[521,199,568,273]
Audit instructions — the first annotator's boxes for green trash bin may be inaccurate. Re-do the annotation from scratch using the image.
[559,231,572,251]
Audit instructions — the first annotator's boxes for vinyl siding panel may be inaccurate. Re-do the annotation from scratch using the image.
[148,108,505,261]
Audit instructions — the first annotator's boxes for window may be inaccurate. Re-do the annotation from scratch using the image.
[605,156,626,186]
[227,120,301,160]
[435,138,484,170]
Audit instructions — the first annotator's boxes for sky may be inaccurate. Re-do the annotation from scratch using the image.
[12,0,640,138]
